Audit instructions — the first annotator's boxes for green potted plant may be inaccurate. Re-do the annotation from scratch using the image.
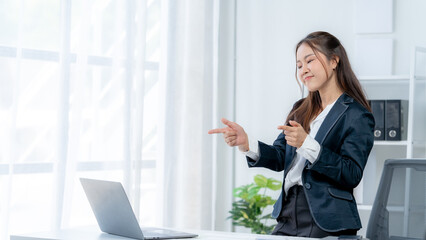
[228,174,282,234]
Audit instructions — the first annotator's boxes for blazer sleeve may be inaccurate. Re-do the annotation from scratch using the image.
[246,133,289,172]
[246,98,304,172]
[307,111,375,189]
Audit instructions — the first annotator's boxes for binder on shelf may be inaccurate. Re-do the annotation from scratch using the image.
[369,100,385,140]
[385,100,408,141]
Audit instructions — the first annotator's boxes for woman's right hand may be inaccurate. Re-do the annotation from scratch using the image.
[208,118,249,152]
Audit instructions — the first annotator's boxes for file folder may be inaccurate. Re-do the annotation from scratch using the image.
[370,100,385,140]
[385,100,408,141]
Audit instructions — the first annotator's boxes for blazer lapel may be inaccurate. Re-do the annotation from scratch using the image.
[284,145,297,176]
[314,93,351,144]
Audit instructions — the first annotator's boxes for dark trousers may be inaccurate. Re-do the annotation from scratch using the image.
[271,186,357,238]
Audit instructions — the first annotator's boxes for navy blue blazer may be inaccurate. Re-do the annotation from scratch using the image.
[247,93,374,232]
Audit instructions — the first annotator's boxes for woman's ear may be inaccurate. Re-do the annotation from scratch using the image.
[332,56,340,69]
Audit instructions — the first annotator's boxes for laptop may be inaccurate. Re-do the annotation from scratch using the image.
[80,178,198,240]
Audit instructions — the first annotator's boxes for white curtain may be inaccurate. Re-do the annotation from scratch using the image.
[0,0,157,238]
[0,0,235,238]
[158,0,220,230]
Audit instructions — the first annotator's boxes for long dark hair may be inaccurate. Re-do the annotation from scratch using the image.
[285,31,371,132]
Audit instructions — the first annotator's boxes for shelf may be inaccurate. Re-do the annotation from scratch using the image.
[357,204,404,212]
[373,140,426,147]
[388,206,405,212]
[357,47,426,236]
[413,141,426,147]
[415,75,426,81]
[358,75,426,83]
[359,75,409,82]
[374,140,408,146]
[357,204,372,211]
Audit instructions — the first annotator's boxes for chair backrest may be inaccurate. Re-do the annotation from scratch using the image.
[366,159,426,240]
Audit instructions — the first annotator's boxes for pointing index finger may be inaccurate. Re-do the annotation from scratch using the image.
[277,125,292,131]
[208,127,228,134]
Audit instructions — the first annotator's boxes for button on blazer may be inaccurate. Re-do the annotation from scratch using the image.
[247,93,375,232]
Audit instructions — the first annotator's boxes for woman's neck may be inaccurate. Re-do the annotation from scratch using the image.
[319,76,343,108]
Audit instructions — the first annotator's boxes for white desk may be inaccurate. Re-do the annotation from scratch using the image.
[10,226,318,240]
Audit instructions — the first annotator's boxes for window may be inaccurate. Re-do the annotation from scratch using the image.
[0,0,162,237]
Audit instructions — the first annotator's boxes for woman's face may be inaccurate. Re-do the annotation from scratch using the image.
[296,43,337,92]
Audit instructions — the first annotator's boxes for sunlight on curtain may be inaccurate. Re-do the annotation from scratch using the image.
[158,0,220,230]
[0,0,162,238]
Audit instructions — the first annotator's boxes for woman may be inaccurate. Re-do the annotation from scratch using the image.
[208,31,374,237]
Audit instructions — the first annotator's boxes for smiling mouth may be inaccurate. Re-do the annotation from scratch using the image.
[304,76,313,81]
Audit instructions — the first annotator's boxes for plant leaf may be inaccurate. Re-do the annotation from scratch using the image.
[254,174,268,187]
[241,210,249,219]
[266,178,282,190]
[247,188,261,200]
[229,174,282,235]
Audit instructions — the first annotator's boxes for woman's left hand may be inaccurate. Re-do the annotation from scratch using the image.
[277,120,308,149]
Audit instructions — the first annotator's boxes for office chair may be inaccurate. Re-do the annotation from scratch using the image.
[366,159,426,240]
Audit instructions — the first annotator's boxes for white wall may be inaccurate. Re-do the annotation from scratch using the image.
[234,0,357,208]
[394,0,426,75]
[230,0,426,234]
